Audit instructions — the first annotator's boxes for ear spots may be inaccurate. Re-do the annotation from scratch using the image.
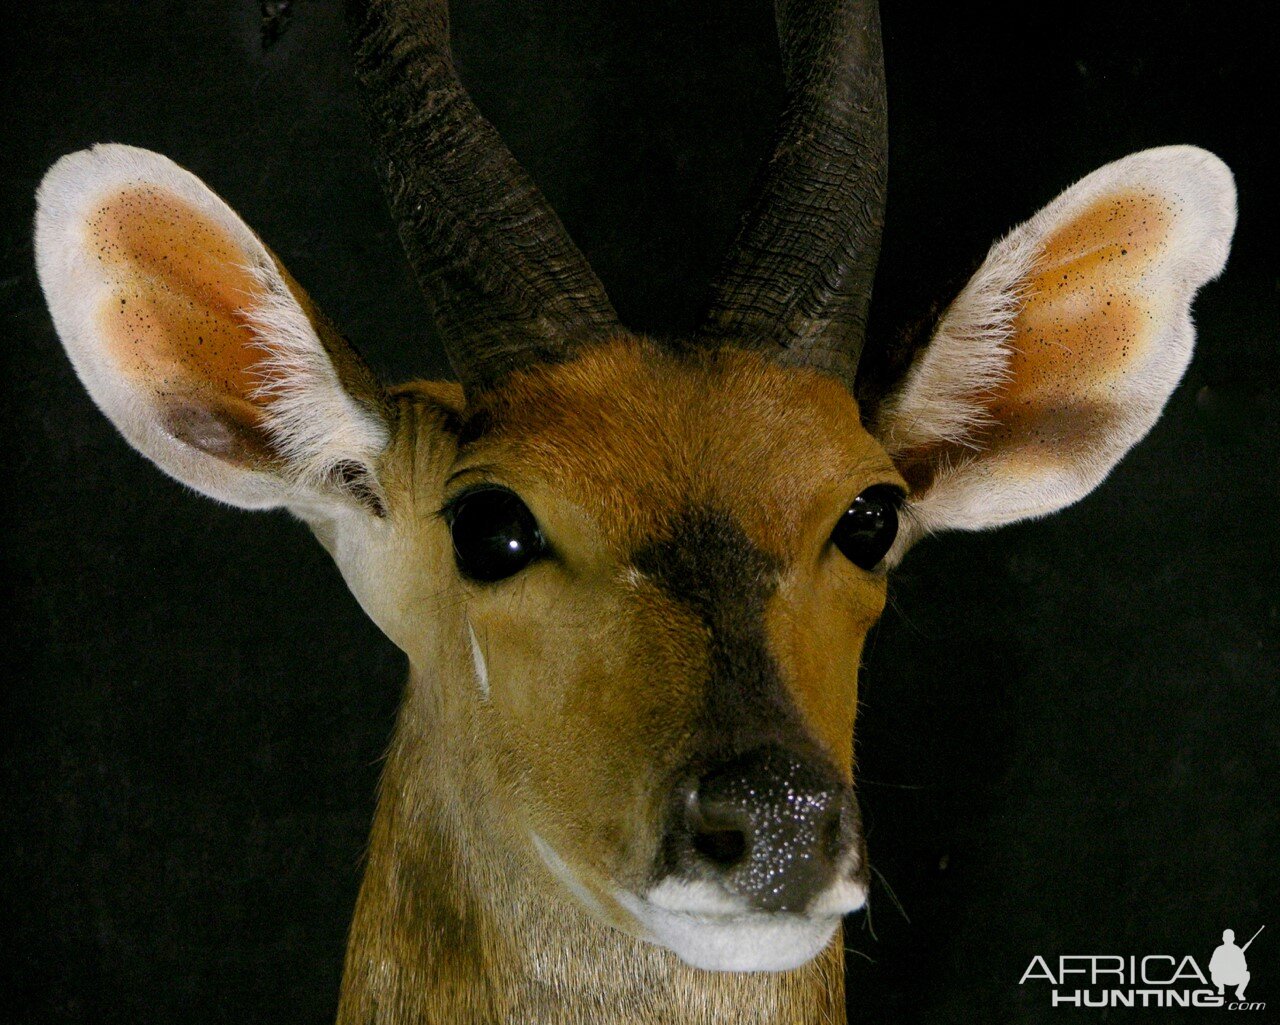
[1000,293,1146,406]
[90,186,272,417]
[986,400,1120,473]
[37,145,393,510]
[1001,191,1170,405]
[1035,189,1169,270]
[872,146,1234,531]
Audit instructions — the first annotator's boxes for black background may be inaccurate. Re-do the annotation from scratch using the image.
[2,1,1276,1022]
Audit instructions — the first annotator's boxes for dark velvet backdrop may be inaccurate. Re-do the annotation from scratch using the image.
[2,1,1276,1022]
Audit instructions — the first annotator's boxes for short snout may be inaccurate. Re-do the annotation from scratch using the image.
[664,744,865,913]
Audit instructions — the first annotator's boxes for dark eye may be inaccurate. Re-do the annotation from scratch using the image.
[445,488,547,583]
[831,485,903,570]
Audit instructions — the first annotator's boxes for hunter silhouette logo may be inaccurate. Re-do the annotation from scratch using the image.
[1019,925,1266,1010]
[1210,926,1263,1001]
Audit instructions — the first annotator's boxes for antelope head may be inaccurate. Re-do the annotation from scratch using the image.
[35,0,1234,980]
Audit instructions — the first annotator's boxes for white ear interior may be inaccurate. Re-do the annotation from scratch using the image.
[875,145,1236,545]
[35,143,388,511]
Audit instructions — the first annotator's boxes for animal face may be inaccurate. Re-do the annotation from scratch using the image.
[394,341,902,967]
[35,17,1233,972]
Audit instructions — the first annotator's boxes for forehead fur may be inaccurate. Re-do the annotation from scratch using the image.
[456,337,899,557]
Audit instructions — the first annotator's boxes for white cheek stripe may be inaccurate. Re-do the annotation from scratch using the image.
[467,620,489,699]
[530,831,605,915]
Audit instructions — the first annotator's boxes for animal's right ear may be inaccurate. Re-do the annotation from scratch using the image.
[35,144,392,514]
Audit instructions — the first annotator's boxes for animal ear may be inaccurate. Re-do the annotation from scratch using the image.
[871,146,1235,543]
[35,144,391,514]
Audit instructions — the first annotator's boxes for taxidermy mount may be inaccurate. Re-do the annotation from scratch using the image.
[33,0,1236,1021]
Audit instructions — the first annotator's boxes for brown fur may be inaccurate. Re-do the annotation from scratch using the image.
[331,340,902,1022]
[46,145,1222,1024]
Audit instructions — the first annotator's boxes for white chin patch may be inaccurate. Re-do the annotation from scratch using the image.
[614,877,867,973]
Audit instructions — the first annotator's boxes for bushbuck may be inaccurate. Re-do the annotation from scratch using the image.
[33,0,1236,1020]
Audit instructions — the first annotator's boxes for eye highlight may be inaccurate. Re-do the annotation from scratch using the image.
[444,487,547,583]
[831,485,904,570]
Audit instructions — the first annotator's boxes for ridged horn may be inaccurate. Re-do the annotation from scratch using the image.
[698,0,888,390]
[346,0,621,394]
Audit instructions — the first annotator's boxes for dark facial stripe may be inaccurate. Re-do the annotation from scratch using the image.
[633,508,859,899]
[630,507,827,765]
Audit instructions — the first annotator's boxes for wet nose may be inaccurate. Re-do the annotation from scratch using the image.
[673,744,859,912]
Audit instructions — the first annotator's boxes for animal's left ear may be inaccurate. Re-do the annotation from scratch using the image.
[871,146,1236,549]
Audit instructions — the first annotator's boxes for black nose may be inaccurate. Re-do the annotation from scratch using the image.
[672,744,859,912]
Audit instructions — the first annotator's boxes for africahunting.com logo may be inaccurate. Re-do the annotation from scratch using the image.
[1020,925,1265,1010]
